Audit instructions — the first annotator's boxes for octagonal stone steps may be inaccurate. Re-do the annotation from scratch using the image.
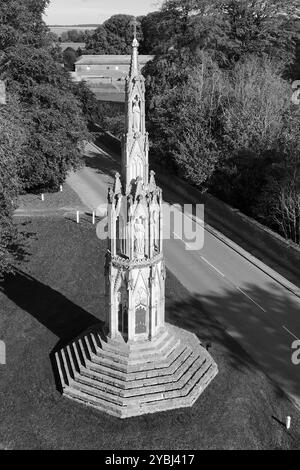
[81,345,193,388]
[57,332,189,389]
[93,329,180,364]
[89,332,181,370]
[55,324,218,418]
[103,327,170,355]
[62,352,216,418]
[68,345,198,398]
[73,351,206,401]
[58,326,189,384]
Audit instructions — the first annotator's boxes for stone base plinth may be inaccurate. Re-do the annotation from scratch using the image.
[55,323,218,418]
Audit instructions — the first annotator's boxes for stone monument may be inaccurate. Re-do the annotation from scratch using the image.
[55,23,218,418]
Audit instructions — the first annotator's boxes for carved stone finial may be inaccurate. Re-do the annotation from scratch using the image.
[128,18,140,76]
[135,176,143,198]
[114,172,122,194]
[148,170,156,191]
[130,17,138,40]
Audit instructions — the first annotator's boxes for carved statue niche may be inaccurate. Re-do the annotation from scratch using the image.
[152,210,159,253]
[135,286,148,335]
[132,95,141,133]
[117,282,128,336]
[134,216,145,259]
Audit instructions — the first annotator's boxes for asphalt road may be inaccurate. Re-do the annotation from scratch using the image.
[67,140,300,409]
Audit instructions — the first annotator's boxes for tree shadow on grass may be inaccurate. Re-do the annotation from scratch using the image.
[9,220,38,268]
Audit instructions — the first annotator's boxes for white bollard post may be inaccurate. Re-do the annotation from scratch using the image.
[92,211,95,225]
[76,211,80,224]
[60,185,63,192]
[41,194,44,202]
[286,416,291,430]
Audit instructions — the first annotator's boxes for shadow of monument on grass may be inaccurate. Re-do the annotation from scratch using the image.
[1,268,100,343]
[0,268,103,393]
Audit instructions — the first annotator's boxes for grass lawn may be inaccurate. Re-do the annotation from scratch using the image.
[16,182,88,215]
[0,216,300,450]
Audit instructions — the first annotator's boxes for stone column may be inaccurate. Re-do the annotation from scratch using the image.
[109,267,117,338]
[160,261,166,327]
[145,216,149,259]
[159,205,163,253]
[111,208,117,257]
[149,267,155,340]
[149,217,154,259]
[127,272,135,341]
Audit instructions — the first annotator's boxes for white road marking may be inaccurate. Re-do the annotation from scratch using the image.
[282,325,300,341]
[174,216,285,316]
[235,286,267,313]
[174,217,269,314]
[174,228,299,338]
[200,256,225,277]
[173,231,225,276]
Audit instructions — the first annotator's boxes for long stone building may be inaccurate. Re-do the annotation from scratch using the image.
[72,54,154,102]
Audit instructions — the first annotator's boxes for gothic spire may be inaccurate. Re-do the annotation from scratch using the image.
[122,17,149,188]
[129,18,139,77]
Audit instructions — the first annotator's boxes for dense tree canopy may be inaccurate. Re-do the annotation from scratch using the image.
[0,0,51,49]
[143,0,300,244]
[0,0,94,274]
[60,29,86,43]
[157,0,300,66]
[63,46,78,71]
[0,1,90,192]
[85,15,143,54]
[0,95,26,275]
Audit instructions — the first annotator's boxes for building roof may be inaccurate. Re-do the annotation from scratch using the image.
[75,54,154,66]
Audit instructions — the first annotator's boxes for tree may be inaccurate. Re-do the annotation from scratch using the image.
[210,56,292,212]
[216,0,299,66]
[85,25,110,54]
[66,29,85,43]
[0,0,52,50]
[160,0,299,67]
[1,45,89,191]
[0,1,97,275]
[289,17,300,80]
[60,31,68,43]
[142,0,300,245]
[63,46,78,71]
[145,53,224,188]
[254,111,300,243]
[172,58,225,188]
[0,2,90,193]
[139,10,182,54]
[72,80,103,124]
[94,101,125,139]
[85,14,143,54]
[0,94,26,275]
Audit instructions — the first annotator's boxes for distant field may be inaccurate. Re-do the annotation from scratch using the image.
[50,25,97,36]
[60,42,86,51]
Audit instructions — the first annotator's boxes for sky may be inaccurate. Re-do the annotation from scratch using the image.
[44,0,163,25]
